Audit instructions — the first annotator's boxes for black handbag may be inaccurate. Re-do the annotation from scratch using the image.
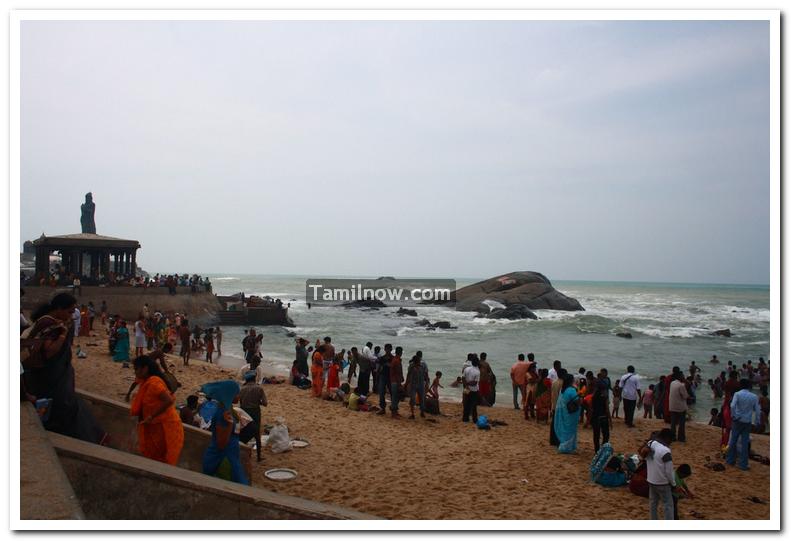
[567,396,580,414]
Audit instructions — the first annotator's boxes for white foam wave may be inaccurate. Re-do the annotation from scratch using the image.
[213,276,239,281]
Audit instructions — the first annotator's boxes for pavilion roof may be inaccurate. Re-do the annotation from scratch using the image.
[32,233,141,249]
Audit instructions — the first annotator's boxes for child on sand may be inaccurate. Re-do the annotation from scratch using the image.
[708,408,721,427]
[428,371,443,399]
[672,464,694,520]
[611,380,622,418]
[643,384,655,418]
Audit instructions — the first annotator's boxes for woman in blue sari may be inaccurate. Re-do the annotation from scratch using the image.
[113,321,130,362]
[554,373,581,453]
[201,380,249,485]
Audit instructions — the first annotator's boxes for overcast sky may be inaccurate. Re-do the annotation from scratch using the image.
[20,20,770,284]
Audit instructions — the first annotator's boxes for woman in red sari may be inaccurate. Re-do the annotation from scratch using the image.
[79,304,90,337]
[326,359,341,391]
[534,368,552,423]
[524,362,539,420]
[310,345,325,398]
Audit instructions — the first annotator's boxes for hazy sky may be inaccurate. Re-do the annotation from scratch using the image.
[20,20,770,284]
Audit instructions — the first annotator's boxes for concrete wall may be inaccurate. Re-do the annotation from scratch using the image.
[76,389,253,482]
[20,403,85,520]
[51,432,378,520]
[21,286,223,325]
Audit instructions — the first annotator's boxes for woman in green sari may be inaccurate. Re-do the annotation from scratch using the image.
[113,320,130,362]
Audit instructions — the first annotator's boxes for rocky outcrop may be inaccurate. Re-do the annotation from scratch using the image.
[342,299,387,309]
[452,271,583,315]
[479,304,537,320]
[396,308,418,317]
[711,329,732,337]
[413,319,457,330]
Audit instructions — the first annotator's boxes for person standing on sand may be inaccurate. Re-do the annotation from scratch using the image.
[87,301,96,331]
[554,373,581,453]
[462,354,481,424]
[376,344,393,415]
[477,352,493,407]
[311,345,325,398]
[205,327,215,363]
[356,344,372,396]
[134,314,146,358]
[640,428,676,520]
[238,371,267,463]
[215,326,222,356]
[100,300,107,326]
[590,379,612,452]
[619,365,642,428]
[389,346,404,418]
[113,321,130,363]
[130,355,184,466]
[726,379,761,470]
[178,321,191,366]
[654,376,666,419]
[322,336,335,382]
[548,359,561,382]
[525,358,539,419]
[201,380,248,485]
[406,351,428,419]
[549,368,567,446]
[534,368,552,423]
[668,372,689,442]
[242,328,257,363]
[510,354,529,410]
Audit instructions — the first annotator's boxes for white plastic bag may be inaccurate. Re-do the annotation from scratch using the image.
[268,417,291,454]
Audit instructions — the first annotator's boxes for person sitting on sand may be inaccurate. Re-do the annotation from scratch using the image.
[428,371,443,400]
[237,355,265,385]
[180,395,201,427]
[708,408,721,427]
[290,360,311,389]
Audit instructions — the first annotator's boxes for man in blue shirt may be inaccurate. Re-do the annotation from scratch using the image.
[726,379,762,470]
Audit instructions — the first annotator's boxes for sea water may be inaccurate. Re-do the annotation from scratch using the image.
[207,275,770,420]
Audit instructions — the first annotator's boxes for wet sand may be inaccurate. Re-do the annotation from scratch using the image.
[71,333,771,520]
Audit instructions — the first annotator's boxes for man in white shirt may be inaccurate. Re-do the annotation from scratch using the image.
[238,359,266,385]
[547,360,561,382]
[619,365,642,428]
[642,428,676,520]
[668,372,689,442]
[462,354,481,424]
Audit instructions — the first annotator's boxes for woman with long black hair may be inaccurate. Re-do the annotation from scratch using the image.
[24,293,106,444]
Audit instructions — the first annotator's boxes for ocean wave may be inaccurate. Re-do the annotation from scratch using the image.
[213,276,239,281]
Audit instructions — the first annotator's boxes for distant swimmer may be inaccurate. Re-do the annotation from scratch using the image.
[710,355,719,364]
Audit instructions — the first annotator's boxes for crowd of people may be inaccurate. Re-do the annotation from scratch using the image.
[24,266,212,293]
[20,293,770,517]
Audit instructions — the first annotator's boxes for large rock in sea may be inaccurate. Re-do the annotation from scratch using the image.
[453,271,583,313]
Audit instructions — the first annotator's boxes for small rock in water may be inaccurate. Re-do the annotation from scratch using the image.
[616,332,633,339]
[711,329,732,337]
[396,308,418,317]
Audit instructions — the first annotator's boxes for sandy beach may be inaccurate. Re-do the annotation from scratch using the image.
[71,334,770,521]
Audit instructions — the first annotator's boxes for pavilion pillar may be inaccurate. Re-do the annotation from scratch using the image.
[122,252,128,276]
[131,250,137,277]
[35,247,49,277]
[113,253,118,274]
[77,250,84,277]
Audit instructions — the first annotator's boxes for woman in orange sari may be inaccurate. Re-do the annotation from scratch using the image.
[534,369,552,423]
[310,345,325,398]
[130,355,184,465]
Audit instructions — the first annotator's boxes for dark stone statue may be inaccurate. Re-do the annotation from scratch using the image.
[80,192,96,234]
